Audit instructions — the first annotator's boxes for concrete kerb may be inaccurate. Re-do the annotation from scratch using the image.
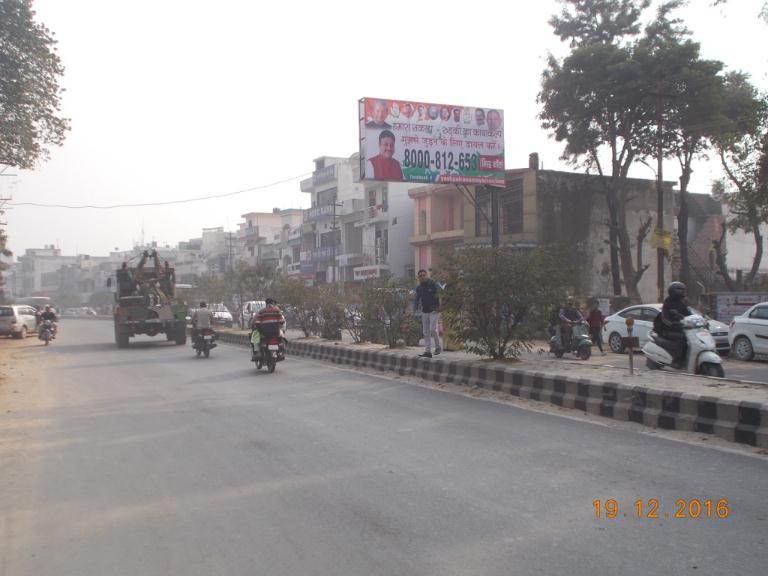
[216,332,768,449]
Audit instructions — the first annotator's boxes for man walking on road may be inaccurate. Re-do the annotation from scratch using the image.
[414,269,441,358]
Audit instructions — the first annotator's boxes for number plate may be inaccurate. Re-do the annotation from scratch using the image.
[268,345,279,351]
[203,335,212,340]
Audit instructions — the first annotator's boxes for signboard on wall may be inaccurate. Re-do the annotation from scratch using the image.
[359,98,505,186]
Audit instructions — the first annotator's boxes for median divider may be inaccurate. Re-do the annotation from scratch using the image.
[218,331,768,449]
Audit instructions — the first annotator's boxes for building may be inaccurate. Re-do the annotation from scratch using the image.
[409,154,678,303]
[299,154,415,284]
[16,246,78,296]
[237,209,303,268]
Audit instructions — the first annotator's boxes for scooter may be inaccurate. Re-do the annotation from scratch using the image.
[550,320,592,360]
[642,314,724,377]
[193,327,217,358]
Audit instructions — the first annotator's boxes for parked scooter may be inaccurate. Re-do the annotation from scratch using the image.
[642,314,724,377]
[38,319,54,346]
[251,332,286,373]
[550,320,592,360]
[193,327,217,358]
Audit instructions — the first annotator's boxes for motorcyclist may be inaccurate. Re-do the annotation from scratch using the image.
[558,298,584,349]
[250,298,286,359]
[653,281,693,368]
[191,301,214,344]
[38,305,58,339]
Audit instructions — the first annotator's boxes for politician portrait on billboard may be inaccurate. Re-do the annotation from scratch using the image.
[359,97,505,185]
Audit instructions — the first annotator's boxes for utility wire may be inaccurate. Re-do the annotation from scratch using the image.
[9,172,312,210]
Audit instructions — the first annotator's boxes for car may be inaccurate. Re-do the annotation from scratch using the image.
[0,305,39,338]
[602,304,730,355]
[209,303,233,327]
[728,302,768,361]
[240,300,266,329]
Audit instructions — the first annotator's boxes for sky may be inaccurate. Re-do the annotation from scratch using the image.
[3,0,767,258]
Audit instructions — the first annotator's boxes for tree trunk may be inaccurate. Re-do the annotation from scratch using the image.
[608,199,622,295]
[615,186,642,302]
[713,223,737,292]
[746,221,764,286]
[677,170,691,288]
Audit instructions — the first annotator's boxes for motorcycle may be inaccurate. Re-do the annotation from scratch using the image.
[251,332,285,373]
[642,314,724,377]
[39,319,54,346]
[550,320,592,360]
[193,327,217,358]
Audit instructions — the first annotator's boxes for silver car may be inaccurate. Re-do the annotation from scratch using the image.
[0,305,39,338]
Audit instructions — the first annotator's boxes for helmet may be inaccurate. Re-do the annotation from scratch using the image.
[265,298,276,306]
[668,281,687,299]
[199,301,207,308]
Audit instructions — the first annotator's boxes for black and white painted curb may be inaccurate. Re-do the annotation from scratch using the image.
[220,332,768,448]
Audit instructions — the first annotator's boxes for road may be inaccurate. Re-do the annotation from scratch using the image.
[1,320,767,576]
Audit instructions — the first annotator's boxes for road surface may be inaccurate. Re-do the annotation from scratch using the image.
[1,320,766,575]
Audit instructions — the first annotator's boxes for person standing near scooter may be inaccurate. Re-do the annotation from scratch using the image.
[585,300,606,355]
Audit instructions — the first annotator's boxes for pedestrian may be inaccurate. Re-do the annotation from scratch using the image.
[586,299,606,355]
[414,269,441,358]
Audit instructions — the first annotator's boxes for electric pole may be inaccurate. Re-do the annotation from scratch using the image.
[656,86,665,302]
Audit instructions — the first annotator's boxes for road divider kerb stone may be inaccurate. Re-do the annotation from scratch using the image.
[216,331,768,448]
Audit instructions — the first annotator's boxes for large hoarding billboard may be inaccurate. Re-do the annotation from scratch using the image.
[359,98,505,186]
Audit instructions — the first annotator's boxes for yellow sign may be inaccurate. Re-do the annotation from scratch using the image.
[650,229,673,250]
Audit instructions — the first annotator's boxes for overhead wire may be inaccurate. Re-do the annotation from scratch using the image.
[8,172,312,210]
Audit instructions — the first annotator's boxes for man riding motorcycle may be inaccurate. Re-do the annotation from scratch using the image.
[250,298,286,360]
[191,301,214,345]
[38,305,58,339]
[653,281,693,368]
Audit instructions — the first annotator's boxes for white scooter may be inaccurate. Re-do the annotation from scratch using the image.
[643,314,724,377]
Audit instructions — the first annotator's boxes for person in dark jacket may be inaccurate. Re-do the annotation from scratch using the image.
[558,299,584,349]
[585,300,605,355]
[414,269,441,358]
[653,281,692,367]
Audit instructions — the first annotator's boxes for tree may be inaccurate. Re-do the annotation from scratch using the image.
[635,3,727,290]
[1,0,70,168]
[275,276,320,337]
[710,73,768,288]
[438,247,573,359]
[359,278,420,348]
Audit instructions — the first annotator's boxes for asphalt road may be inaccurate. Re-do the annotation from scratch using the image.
[2,320,767,576]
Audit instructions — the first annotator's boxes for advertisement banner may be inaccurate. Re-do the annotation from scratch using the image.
[359,97,505,186]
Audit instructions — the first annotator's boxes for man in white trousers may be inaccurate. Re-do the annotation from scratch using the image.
[414,269,441,358]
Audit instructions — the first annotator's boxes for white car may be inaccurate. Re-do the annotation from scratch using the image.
[240,300,266,329]
[728,302,768,361]
[603,304,730,355]
[209,303,233,327]
[0,305,39,338]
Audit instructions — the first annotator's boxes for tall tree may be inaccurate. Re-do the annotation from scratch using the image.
[1,0,70,168]
[635,2,726,290]
[710,72,768,287]
[540,0,656,301]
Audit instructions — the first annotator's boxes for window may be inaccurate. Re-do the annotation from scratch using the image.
[500,179,523,234]
[475,188,491,237]
[317,187,337,207]
[752,306,768,320]
[642,308,661,322]
[620,308,645,320]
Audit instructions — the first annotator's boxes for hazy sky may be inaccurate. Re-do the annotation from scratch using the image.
[4,0,767,258]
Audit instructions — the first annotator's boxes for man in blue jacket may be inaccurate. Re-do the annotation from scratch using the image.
[414,269,441,358]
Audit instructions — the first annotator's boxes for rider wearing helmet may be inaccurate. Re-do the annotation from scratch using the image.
[654,282,693,367]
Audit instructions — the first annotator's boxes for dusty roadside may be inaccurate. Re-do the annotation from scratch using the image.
[0,337,53,575]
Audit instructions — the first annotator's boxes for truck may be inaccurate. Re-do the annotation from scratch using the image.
[111,250,187,348]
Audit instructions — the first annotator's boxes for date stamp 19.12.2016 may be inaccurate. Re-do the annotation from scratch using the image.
[593,499,730,520]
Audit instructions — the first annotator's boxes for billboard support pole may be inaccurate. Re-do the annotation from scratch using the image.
[490,186,500,249]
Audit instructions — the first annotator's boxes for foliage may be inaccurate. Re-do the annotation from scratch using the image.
[275,276,320,337]
[192,273,226,305]
[438,247,574,359]
[339,286,365,343]
[359,278,418,348]
[0,0,70,168]
[539,0,658,301]
[317,284,344,340]
[710,73,768,288]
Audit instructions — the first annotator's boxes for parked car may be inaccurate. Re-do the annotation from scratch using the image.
[240,300,266,329]
[209,303,233,327]
[602,304,730,355]
[728,302,768,361]
[0,305,39,338]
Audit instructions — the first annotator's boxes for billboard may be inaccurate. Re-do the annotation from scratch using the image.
[359,97,505,186]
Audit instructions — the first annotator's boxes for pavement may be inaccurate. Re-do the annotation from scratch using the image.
[1,320,767,576]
